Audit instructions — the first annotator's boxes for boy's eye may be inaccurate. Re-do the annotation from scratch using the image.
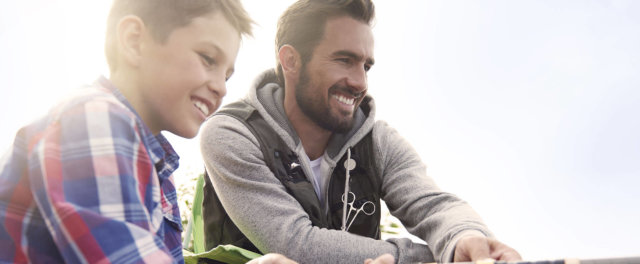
[199,53,216,66]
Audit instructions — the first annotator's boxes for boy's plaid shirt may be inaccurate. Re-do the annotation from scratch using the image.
[0,76,184,263]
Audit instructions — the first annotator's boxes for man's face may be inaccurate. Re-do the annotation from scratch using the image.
[295,16,375,133]
[136,11,240,138]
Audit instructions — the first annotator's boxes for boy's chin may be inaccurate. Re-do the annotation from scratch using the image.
[169,124,200,139]
[180,132,199,139]
[179,130,200,139]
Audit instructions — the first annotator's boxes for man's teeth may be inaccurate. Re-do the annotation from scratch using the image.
[334,95,355,105]
[194,100,210,116]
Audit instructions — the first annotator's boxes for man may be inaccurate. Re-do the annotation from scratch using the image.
[200,0,521,263]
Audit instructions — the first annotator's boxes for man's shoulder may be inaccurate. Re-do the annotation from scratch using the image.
[204,99,258,128]
[370,119,395,136]
[215,100,256,116]
[368,119,406,152]
[201,111,257,142]
[200,103,275,159]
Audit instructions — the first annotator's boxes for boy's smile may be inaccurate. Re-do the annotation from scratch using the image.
[193,98,211,117]
[128,10,240,138]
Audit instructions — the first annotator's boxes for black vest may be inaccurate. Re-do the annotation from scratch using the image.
[202,99,381,253]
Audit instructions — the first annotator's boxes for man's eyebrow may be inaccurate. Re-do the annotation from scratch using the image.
[333,50,375,65]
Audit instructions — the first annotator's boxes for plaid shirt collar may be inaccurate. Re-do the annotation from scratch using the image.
[97,76,180,180]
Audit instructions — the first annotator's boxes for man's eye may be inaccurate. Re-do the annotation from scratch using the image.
[336,58,350,64]
[364,64,372,72]
[199,53,215,66]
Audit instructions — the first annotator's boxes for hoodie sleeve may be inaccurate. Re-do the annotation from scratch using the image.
[372,120,494,262]
[200,115,432,263]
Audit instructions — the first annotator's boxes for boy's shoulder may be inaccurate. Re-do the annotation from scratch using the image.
[49,80,134,122]
[21,78,143,145]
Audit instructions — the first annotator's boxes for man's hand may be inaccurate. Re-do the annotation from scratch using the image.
[453,235,522,262]
[247,253,298,264]
[364,254,395,264]
[247,253,395,264]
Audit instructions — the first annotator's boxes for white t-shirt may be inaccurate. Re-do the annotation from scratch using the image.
[308,155,330,206]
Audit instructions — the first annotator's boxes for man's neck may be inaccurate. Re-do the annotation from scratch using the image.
[284,96,331,160]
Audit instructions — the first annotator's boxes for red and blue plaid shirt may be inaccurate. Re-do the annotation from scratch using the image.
[0,76,184,263]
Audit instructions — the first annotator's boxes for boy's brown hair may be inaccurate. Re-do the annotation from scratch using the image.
[105,0,253,72]
[275,0,375,85]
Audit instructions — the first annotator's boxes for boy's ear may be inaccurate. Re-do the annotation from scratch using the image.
[116,15,146,68]
[278,45,302,78]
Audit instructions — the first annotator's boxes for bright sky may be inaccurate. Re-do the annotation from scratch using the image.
[1,0,639,261]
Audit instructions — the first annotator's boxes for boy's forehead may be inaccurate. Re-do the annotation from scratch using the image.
[174,11,241,53]
[182,11,240,36]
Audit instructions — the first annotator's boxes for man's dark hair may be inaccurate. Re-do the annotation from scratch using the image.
[105,0,253,72]
[275,0,375,85]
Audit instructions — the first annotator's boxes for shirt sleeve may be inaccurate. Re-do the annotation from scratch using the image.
[372,120,493,263]
[27,100,176,263]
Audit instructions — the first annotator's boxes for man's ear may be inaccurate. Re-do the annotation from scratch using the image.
[278,45,302,78]
[116,15,146,68]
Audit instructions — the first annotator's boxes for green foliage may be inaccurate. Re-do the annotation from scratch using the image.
[176,171,202,252]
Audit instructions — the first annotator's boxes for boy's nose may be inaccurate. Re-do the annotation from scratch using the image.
[208,73,227,99]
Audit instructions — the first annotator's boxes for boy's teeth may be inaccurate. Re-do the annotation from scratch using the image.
[334,95,355,105]
[194,100,209,116]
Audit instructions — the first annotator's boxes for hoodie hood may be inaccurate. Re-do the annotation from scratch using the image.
[243,69,377,160]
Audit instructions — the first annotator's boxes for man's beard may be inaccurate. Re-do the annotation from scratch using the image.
[295,66,357,133]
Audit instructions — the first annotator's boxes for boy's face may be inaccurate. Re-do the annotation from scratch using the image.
[136,11,240,138]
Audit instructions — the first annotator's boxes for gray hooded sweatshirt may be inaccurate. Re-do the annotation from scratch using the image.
[200,70,492,263]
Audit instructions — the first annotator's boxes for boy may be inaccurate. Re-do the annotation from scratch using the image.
[0,0,285,263]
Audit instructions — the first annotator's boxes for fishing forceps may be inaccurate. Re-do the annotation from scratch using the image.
[341,191,375,231]
[341,148,376,232]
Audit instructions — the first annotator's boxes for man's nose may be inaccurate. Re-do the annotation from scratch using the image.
[346,66,367,92]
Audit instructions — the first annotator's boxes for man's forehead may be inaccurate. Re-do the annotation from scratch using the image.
[320,16,375,58]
